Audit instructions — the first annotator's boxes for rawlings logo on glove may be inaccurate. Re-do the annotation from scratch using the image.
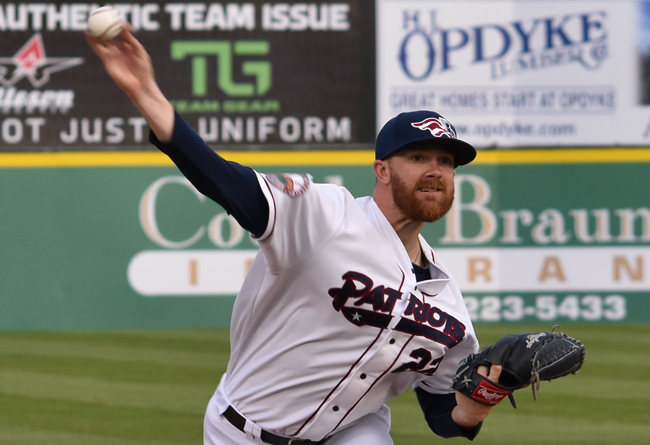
[473,380,510,405]
[452,326,585,408]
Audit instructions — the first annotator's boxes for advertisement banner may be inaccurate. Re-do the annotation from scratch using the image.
[0,1,375,150]
[0,149,648,329]
[377,0,650,148]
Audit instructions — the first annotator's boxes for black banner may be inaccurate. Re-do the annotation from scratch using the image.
[0,1,375,150]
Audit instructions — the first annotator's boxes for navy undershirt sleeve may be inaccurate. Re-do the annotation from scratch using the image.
[415,387,482,440]
[149,111,269,238]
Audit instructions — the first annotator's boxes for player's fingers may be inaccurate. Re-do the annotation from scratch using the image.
[114,23,134,46]
[123,21,136,34]
[118,28,145,54]
[475,364,501,382]
[488,364,502,383]
[85,32,110,59]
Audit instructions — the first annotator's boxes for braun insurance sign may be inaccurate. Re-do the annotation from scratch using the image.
[1,149,649,329]
[377,0,650,148]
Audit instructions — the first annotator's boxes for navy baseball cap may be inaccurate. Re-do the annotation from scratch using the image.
[375,110,476,166]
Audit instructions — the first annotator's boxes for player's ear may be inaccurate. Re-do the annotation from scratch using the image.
[373,159,391,185]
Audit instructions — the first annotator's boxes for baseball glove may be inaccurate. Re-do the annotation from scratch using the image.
[451,326,585,408]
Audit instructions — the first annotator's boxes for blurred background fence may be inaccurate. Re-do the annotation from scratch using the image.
[1,0,649,329]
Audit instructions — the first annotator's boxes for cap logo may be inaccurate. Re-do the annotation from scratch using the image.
[411,117,456,139]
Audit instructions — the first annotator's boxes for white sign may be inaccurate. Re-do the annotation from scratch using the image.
[377,0,650,148]
[436,246,650,292]
[128,250,258,296]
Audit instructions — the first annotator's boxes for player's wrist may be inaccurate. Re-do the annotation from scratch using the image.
[128,77,161,107]
[130,85,174,143]
[452,393,492,428]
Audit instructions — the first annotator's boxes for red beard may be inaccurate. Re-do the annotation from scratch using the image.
[391,174,454,223]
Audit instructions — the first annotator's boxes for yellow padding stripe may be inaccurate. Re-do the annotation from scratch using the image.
[474,148,650,164]
[1,148,649,168]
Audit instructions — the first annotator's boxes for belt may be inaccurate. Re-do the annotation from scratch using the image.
[222,405,326,445]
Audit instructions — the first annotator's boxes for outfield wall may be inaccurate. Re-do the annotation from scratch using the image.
[1,148,649,329]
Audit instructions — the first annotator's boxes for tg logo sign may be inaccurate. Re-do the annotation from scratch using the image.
[171,40,271,97]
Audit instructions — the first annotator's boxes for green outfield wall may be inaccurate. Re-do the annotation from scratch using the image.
[1,148,649,329]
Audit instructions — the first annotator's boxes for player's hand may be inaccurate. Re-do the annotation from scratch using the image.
[85,27,155,101]
[85,27,174,142]
[451,364,503,428]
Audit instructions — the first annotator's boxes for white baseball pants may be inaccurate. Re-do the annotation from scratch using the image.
[204,391,394,445]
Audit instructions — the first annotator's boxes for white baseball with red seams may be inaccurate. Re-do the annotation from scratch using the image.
[203,172,479,444]
[87,6,124,40]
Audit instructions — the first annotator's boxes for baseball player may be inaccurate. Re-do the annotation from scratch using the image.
[88,29,504,445]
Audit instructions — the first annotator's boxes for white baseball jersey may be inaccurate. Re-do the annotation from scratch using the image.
[210,172,479,442]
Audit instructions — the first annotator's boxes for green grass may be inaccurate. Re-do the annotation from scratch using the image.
[0,324,648,444]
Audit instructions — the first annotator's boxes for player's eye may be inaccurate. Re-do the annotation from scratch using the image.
[439,155,454,166]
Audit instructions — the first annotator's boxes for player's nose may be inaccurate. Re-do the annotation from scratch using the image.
[424,160,443,178]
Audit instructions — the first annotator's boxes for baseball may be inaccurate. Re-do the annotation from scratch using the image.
[87,6,124,40]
